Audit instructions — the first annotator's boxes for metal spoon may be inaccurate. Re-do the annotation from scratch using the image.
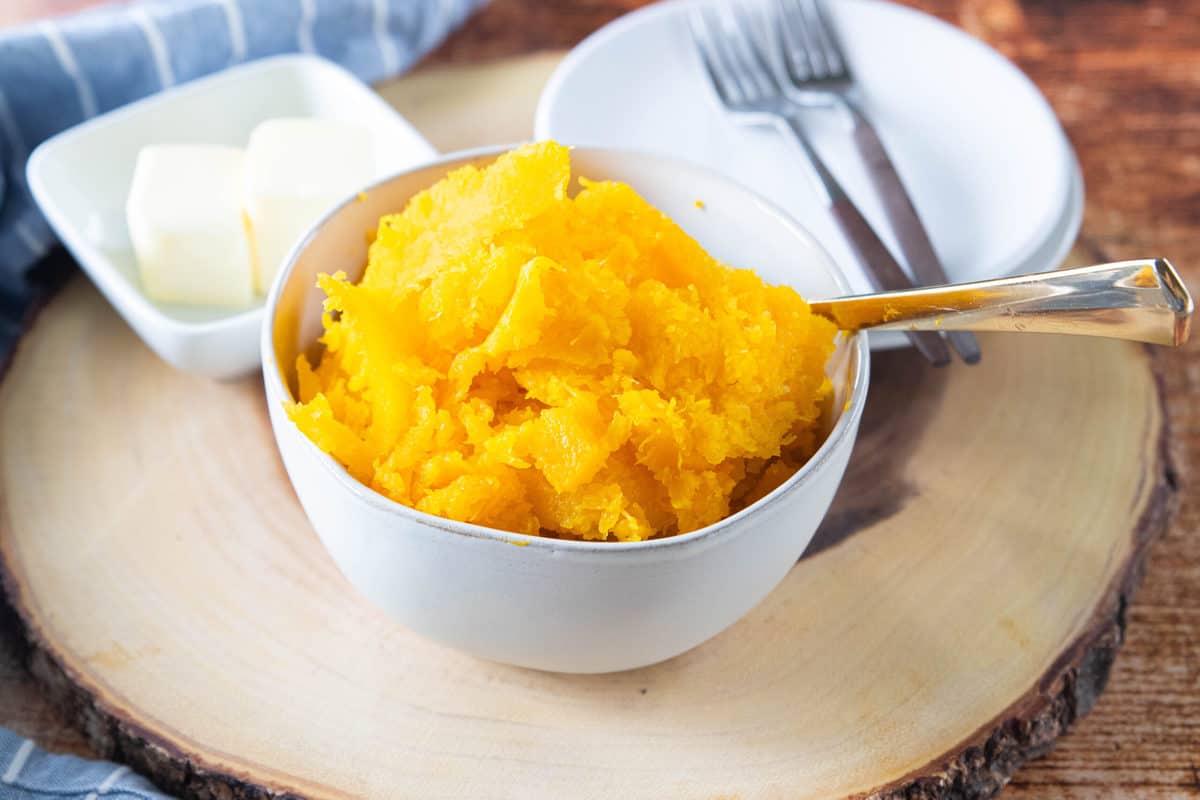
[812,258,1192,347]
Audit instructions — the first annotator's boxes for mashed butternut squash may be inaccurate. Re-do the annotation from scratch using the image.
[288,142,837,541]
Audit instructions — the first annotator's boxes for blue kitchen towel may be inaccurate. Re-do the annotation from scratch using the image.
[0,0,486,298]
[0,728,171,799]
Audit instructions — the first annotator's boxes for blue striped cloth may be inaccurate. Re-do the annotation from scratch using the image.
[0,729,170,799]
[0,0,483,797]
[0,0,485,299]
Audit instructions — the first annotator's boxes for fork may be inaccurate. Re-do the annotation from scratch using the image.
[772,0,981,364]
[688,5,952,366]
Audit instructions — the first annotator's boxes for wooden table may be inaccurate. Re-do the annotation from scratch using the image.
[1,1,1196,797]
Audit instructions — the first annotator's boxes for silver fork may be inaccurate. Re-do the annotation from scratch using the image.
[773,0,981,364]
[688,5,951,366]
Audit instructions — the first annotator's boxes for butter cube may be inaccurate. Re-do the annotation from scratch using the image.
[244,118,374,293]
[126,145,255,308]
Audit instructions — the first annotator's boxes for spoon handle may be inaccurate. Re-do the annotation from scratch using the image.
[811,258,1193,346]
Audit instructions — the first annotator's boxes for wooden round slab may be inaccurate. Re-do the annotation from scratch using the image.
[0,277,1176,799]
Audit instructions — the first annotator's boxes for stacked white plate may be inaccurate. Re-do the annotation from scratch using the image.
[535,0,1083,350]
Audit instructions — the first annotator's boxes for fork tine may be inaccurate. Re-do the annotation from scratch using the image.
[688,7,745,106]
[800,0,847,79]
[720,5,779,99]
[729,4,781,95]
[811,0,851,77]
[781,0,832,81]
[703,6,766,102]
[773,0,813,83]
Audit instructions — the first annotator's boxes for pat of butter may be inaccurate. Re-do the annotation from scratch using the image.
[244,118,374,294]
[126,145,255,308]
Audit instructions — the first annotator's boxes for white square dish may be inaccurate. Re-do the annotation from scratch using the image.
[27,54,437,379]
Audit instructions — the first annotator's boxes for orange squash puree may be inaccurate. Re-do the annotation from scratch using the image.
[288,142,837,541]
[1131,265,1159,288]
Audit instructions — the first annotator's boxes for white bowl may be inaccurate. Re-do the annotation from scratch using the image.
[262,146,870,673]
[27,54,435,379]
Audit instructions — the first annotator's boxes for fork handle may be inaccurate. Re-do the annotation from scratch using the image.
[778,115,951,366]
[845,101,981,363]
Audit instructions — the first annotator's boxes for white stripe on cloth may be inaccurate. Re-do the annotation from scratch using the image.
[39,21,99,118]
[15,220,47,256]
[83,764,130,799]
[437,0,458,32]
[97,764,130,792]
[298,0,318,54]
[217,0,248,63]
[373,0,399,74]
[0,90,28,183]
[130,8,176,88]
[1,738,34,783]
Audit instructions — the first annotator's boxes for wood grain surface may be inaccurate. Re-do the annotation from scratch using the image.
[0,0,1197,798]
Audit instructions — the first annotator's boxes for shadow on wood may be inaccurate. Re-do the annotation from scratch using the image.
[808,346,949,558]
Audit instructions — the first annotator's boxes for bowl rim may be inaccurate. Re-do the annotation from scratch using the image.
[261,143,871,554]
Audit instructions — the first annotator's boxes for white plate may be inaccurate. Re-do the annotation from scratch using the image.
[535,0,1084,349]
[28,54,435,379]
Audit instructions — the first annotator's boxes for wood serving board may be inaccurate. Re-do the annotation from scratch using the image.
[0,55,1180,800]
